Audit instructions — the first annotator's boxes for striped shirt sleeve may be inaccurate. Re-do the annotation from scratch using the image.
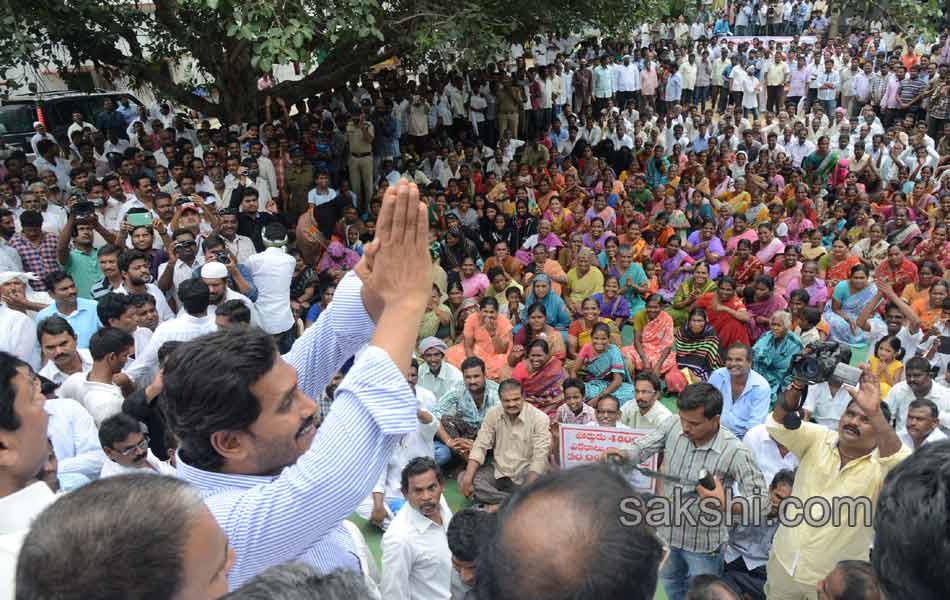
[216,345,418,582]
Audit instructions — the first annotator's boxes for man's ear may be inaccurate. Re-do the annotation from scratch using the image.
[209,430,251,465]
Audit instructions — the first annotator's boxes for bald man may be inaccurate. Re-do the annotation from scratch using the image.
[476,465,664,600]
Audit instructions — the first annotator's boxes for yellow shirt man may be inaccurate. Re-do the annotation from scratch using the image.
[765,415,910,593]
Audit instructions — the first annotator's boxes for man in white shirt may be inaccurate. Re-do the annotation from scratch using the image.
[417,338,464,412]
[898,399,949,451]
[885,357,950,434]
[36,317,93,386]
[157,228,201,307]
[44,395,104,486]
[249,141,277,199]
[245,223,295,347]
[359,359,439,530]
[98,412,176,478]
[0,301,40,369]
[621,372,673,429]
[200,261,261,329]
[741,423,800,485]
[124,278,217,388]
[116,249,174,323]
[57,327,133,427]
[29,122,57,156]
[594,394,629,429]
[802,377,855,430]
[381,456,454,600]
[0,353,57,600]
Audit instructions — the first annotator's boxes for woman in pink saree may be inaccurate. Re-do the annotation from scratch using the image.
[746,274,788,342]
[623,294,687,393]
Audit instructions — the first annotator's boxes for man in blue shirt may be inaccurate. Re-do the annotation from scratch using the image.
[34,271,101,349]
[708,343,772,439]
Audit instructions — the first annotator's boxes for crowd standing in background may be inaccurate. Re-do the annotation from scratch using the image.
[4,2,950,599]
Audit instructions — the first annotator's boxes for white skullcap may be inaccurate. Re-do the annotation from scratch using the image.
[200,262,228,279]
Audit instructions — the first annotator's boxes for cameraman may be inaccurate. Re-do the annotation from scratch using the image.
[799,345,854,430]
[191,234,257,302]
[765,365,909,600]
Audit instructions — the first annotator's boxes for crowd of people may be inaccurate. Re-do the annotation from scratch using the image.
[4,1,950,599]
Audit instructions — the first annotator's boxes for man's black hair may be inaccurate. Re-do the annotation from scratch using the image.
[477,465,663,600]
[676,382,723,418]
[161,328,279,470]
[177,278,210,316]
[400,456,442,495]
[447,508,495,563]
[98,413,143,449]
[874,441,950,600]
[686,575,739,600]
[96,293,134,326]
[835,561,881,600]
[89,327,134,362]
[119,249,148,273]
[460,356,485,373]
[216,299,251,325]
[36,316,76,342]
[43,270,73,292]
[0,351,27,431]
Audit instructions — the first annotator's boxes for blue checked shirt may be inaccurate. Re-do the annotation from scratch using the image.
[177,271,418,590]
[432,379,500,427]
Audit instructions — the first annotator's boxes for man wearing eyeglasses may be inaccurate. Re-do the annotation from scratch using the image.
[594,394,628,429]
[157,228,200,309]
[98,412,175,478]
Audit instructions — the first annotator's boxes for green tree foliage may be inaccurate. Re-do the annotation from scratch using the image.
[1,0,664,120]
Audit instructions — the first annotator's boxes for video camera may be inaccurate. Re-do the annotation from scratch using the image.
[789,341,851,385]
[784,341,854,430]
[68,190,96,222]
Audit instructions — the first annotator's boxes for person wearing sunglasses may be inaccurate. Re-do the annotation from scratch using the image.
[98,412,176,478]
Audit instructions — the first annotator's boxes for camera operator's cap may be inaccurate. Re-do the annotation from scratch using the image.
[200,261,229,279]
[418,337,448,355]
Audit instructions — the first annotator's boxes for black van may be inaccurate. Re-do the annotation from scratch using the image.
[0,90,144,154]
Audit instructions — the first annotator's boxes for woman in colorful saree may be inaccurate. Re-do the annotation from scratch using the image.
[568,297,621,357]
[751,310,804,402]
[819,236,861,292]
[667,261,718,327]
[685,219,726,278]
[569,322,635,405]
[511,338,567,421]
[462,296,513,381]
[520,273,571,333]
[910,279,949,331]
[657,235,696,301]
[729,238,764,291]
[746,275,788,341]
[824,263,878,347]
[625,294,687,393]
[694,275,752,350]
[510,302,568,364]
[674,308,723,383]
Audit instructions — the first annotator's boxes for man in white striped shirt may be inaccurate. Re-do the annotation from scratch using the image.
[163,179,433,590]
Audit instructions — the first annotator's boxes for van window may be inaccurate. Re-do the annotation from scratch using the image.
[0,103,36,135]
